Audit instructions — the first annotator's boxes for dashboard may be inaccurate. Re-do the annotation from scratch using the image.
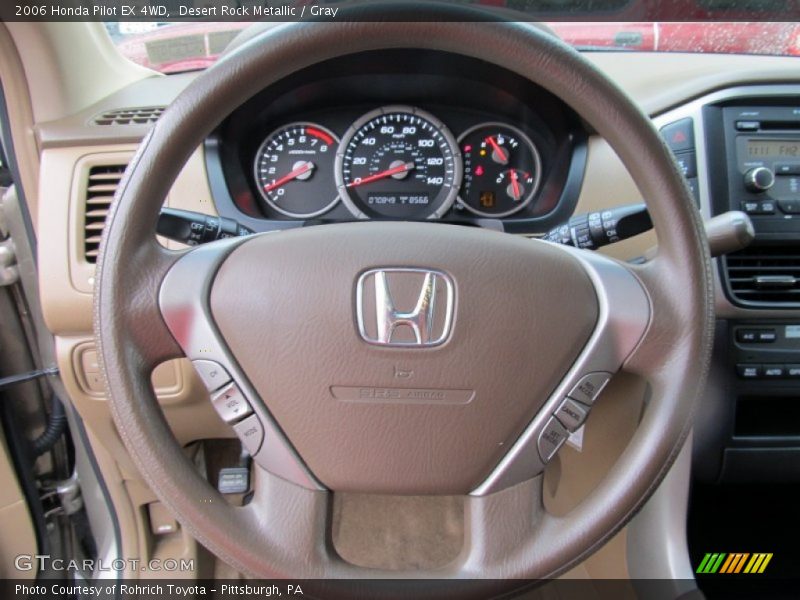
[206,50,586,234]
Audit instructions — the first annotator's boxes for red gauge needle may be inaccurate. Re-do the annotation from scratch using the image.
[263,161,314,192]
[510,169,522,200]
[347,162,415,188]
[485,136,509,165]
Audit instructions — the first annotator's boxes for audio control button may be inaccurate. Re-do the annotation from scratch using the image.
[775,163,800,176]
[192,360,231,392]
[211,382,253,424]
[778,199,800,214]
[744,167,775,193]
[233,415,265,456]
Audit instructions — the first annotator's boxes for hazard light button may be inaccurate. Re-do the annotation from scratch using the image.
[660,118,694,153]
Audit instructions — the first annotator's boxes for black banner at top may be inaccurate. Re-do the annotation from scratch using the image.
[3,0,800,22]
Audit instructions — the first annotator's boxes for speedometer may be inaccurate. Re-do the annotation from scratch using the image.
[335,106,461,219]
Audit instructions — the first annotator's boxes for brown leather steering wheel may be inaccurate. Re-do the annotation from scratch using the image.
[94,7,713,593]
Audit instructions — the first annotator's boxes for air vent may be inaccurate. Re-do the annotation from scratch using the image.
[83,165,126,263]
[92,107,164,126]
[723,244,800,307]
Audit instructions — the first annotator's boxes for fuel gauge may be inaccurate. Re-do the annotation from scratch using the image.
[458,123,542,218]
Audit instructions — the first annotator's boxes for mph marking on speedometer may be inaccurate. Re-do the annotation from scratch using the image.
[335,106,462,219]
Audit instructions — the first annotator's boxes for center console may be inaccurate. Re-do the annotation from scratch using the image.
[657,86,800,484]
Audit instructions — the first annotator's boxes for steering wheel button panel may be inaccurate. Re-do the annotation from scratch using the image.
[211,382,253,423]
[554,397,589,432]
[537,417,569,463]
[192,359,231,392]
[232,415,265,456]
[568,372,611,405]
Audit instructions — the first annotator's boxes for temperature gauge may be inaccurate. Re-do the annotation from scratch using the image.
[458,123,542,218]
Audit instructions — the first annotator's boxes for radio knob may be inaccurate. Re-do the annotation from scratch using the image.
[744,167,775,192]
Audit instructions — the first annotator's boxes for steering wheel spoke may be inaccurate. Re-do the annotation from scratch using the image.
[471,245,651,495]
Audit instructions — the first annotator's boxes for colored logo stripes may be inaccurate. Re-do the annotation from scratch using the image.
[696,552,773,574]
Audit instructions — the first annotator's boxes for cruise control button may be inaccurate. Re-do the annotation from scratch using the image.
[192,360,231,392]
[554,398,589,432]
[538,417,569,463]
[211,382,253,424]
[233,415,265,456]
[568,372,611,405]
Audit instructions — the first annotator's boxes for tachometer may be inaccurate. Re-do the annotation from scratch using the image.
[254,122,340,218]
[335,106,461,219]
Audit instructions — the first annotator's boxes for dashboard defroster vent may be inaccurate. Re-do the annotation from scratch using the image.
[723,244,800,307]
[83,165,126,263]
[92,107,164,126]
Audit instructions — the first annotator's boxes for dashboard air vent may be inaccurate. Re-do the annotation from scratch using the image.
[93,107,164,126]
[83,165,126,263]
[723,244,800,307]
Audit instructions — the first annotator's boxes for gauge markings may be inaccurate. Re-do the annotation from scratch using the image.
[335,106,461,220]
[253,123,340,219]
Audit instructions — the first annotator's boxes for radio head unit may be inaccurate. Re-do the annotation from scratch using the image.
[723,106,800,234]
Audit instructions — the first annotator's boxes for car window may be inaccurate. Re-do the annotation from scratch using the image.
[107,20,798,74]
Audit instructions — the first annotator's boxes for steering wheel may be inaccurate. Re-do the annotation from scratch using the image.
[94,6,713,592]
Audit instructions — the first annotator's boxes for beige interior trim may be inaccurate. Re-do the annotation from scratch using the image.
[0,23,40,227]
[587,52,800,116]
[5,23,155,125]
[0,429,36,579]
[39,145,213,334]
[575,137,657,262]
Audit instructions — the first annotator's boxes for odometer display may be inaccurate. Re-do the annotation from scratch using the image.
[335,106,461,219]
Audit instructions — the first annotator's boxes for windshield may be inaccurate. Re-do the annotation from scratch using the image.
[108,21,799,74]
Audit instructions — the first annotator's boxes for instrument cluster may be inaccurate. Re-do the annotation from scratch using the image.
[206,50,586,234]
[251,106,546,221]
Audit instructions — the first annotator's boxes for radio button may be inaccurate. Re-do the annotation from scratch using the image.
[192,360,231,392]
[741,201,775,215]
[674,151,697,178]
[778,199,800,214]
[735,120,760,131]
[211,382,253,424]
[744,167,775,193]
[775,163,800,176]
